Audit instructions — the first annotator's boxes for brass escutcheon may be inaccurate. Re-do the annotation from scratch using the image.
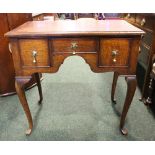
[71,42,78,50]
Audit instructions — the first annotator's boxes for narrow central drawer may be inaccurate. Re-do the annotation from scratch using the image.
[51,38,98,53]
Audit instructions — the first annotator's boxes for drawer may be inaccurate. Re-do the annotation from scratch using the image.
[51,38,98,54]
[19,39,51,67]
[99,38,130,67]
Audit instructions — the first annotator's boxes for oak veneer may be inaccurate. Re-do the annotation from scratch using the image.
[99,38,130,67]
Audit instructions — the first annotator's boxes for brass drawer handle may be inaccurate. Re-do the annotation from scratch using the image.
[32,50,37,63]
[72,51,76,55]
[8,43,12,53]
[113,58,117,63]
[139,46,141,53]
[112,50,119,63]
[153,63,155,74]
[141,18,146,26]
[71,42,78,55]
[127,13,130,18]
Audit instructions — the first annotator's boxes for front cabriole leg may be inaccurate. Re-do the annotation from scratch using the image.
[15,76,33,135]
[111,72,119,103]
[120,75,137,135]
[34,73,43,104]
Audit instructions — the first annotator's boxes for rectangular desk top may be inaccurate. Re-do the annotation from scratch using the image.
[5,19,144,37]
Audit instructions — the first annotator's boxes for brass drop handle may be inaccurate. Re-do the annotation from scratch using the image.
[8,43,12,53]
[111,50,119,63]
[141,18,146,26]
[153,63,155,73]
[72,51,76,55]
[139,46,141,53]
[112,50,119,56]
[126,13,130,18]
[113,58,117,63]
[32,50,37,63]
[71,42,78,54]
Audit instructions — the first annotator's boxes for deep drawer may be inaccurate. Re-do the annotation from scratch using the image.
[19,39,51,67]
[99,38,130,67]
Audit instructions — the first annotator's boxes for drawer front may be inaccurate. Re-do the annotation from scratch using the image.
[52,38,98,54]
[19,39,50,67]
[99,39,130,67]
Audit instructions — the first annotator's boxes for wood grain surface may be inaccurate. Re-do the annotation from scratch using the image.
[5,19,144,37]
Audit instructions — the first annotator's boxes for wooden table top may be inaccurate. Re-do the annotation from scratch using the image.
[5,19,144,37]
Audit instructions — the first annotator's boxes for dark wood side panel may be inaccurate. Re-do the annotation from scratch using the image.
[0,14,9,35]
[7,13,32,30]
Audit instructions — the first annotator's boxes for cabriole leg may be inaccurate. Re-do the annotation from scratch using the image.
[120,76,137,135]
[111,72,119,103]
[15,77,33,135]
[34,73,43,104]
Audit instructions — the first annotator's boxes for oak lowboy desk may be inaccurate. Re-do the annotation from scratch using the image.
[5,19,144,135]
